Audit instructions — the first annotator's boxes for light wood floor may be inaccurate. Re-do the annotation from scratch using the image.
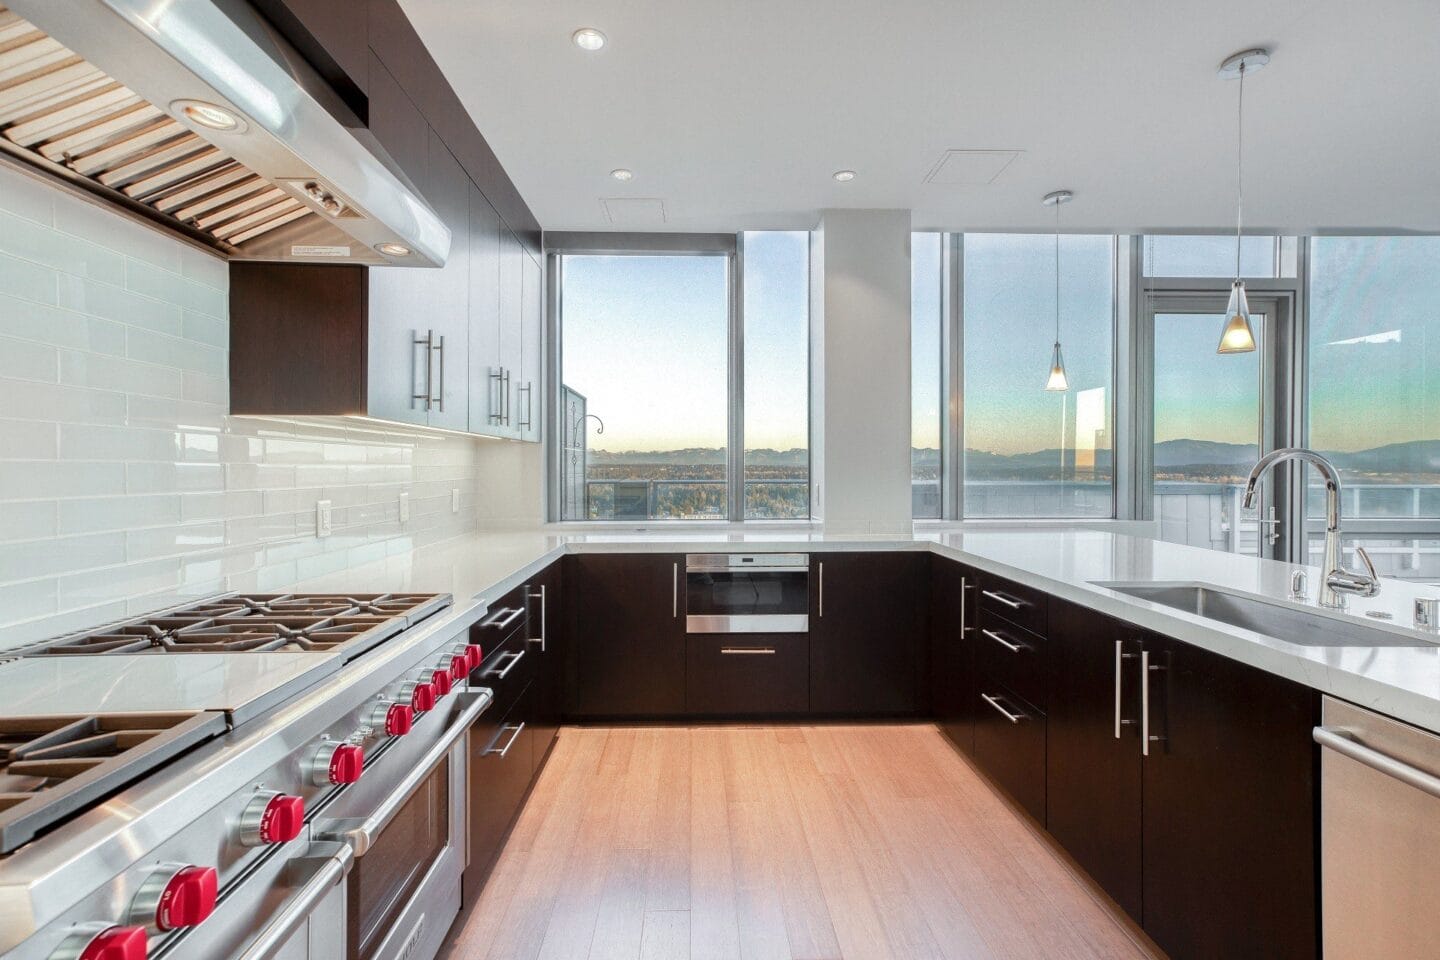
[445,725,1163,960]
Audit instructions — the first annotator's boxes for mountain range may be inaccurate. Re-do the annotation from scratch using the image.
[588,440,1440,476]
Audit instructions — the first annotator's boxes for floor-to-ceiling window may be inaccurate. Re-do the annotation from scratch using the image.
[962,234,1115,518]
[743,231,811,519]
[911,232,944,518]
[554,233,809,522]
[1307,236,1440,582]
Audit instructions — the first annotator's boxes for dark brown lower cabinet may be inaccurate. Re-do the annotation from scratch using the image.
[1046,602,1144,921]
[464,682,533,891]
[972,684,1046,821]
[525,561,563,763]
[685,634,808,716]
[809,551,929,715]
[1140,632,1318,960]
[930,557,977,754]
[565,553,686,718]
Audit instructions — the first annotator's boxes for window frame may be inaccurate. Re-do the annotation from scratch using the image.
[545,231,811,523]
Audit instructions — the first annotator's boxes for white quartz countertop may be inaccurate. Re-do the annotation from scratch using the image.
[275,526,1440,734]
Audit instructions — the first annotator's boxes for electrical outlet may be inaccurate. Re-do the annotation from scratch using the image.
[399,491,409,523]
[451,488,460,513]
[316,499,333,538]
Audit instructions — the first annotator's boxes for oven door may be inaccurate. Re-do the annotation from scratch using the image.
[317,689,491,960]
[685,554,809,633]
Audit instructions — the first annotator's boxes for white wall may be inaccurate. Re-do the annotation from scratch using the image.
[0,165,536,650]
[813,209,913,532]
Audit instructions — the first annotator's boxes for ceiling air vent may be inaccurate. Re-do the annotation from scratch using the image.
[922,149,1023,185]
[602,197,668,226]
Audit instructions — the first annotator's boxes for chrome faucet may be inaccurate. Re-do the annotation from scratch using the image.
[1241,448,1379,609]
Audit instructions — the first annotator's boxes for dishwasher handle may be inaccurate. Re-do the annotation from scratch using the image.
[1314,725,1440,800]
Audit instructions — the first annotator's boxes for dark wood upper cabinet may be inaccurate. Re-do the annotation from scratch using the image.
[809,552,928,716]
[1139,633,1319,960]
[564,554,686,718]
[365,52,428,191]
[250,0,370,115]
[1045,600,1144,921]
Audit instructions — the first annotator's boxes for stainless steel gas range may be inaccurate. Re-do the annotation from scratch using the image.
[0,591,497,960]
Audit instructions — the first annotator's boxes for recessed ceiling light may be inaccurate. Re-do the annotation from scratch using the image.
[376,242,411,257]
[610,168,634,182]
[572,28,606,51]
[832,170,856,182]
[171,99,245,133]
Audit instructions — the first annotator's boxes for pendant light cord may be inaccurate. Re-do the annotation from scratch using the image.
[1234,60,1245,281]
[1054,196,1061,344]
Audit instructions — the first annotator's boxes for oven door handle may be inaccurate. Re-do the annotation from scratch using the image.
[316,688,493,856]
[235,841,353,960]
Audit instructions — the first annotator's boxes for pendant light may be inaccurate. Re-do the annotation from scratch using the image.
[1043,190,1073,391]
[1216,48,1269,354]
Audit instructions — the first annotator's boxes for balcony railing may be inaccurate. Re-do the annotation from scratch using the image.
[579,478,808,520]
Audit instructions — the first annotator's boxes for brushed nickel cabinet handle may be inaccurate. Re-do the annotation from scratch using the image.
[433,334,445,411]
[982,628,1024,653]
[818,561,824,618]
[1314,726,1440,799]
[960,577,975,635]
[526,585,546,650]
[412,329,434,411]
[489,368,504,424]
[480,606,525,630]
[721,647,776,655]
[484,722,525,757]
[672,562,679,618]
[1114,640,1138,739]
[483,648,525,680]
[981,692,1024,724]
[982,589,1025,610]
[1141,649,1165,755]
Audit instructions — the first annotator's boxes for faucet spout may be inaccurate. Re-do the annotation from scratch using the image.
[1240,448,1377,608]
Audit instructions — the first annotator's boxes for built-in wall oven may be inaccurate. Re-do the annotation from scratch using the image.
[685,554,809,633]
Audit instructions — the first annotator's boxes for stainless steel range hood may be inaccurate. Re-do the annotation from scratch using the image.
[0,0,449,267]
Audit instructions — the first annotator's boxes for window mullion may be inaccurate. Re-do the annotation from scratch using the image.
[728,241,745,521]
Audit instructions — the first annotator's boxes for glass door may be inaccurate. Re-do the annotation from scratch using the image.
[1144,293,1291,559]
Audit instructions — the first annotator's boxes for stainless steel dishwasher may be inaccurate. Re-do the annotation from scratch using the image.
[1314,697,1440,959]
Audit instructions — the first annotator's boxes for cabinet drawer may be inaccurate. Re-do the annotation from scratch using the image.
[974,611,1047,710]
[972,682,1046,823]
[978,573,1048,636]
[472,623,536,720]
[686,635,808,716]
[465,682,534,890]
[471,590,529,658]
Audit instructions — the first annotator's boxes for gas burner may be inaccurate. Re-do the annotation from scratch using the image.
[0,712,226,854]
[19,594,451,659]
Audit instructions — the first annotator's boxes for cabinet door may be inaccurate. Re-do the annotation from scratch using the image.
[567,554,685,717]
[1046,601,1143,921]
[496,228,524,437]
[249,0,368,105]
[366,52,427,190]
[423,128,469,431]
[467,182,503,434]
[518,251,543,443]
[1140,634,1318,960]
[810,552,927,715]
[931,556,977,754]
[525,561,562,766]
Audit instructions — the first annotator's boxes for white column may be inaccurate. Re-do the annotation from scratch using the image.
[810,209,913,533]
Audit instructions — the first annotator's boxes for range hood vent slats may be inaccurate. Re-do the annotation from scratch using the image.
[0,2,448,264]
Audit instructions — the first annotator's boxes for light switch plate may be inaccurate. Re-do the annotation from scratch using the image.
[399,491,410,523]
[451,488,460,513]
[316,499,332,538]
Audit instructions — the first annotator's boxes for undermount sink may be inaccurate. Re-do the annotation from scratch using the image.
[1094,582,1436,648]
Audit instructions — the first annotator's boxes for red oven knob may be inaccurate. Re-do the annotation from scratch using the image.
[128,864,217,932]
[398,679,436,713]
[240,791,305,846]
[311,741,364,785]
[447,653,468,682]
[50,924,147,960]
[451,643,482,674]
[368,700,413,736]
[430,668,452,697]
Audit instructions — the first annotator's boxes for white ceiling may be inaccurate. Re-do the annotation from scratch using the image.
[399,0,1440,234]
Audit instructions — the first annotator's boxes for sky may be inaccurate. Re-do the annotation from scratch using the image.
[559,232,809,452]
[561,232,1440,459]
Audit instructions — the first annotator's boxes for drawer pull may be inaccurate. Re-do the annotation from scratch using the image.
[982,589,1026,610]
[981,693,1026,724]
[483,648,526,680]
[720,646,776,655]
[484,722,526,757]
[981,628,1025,653]
[481,606,525,630]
